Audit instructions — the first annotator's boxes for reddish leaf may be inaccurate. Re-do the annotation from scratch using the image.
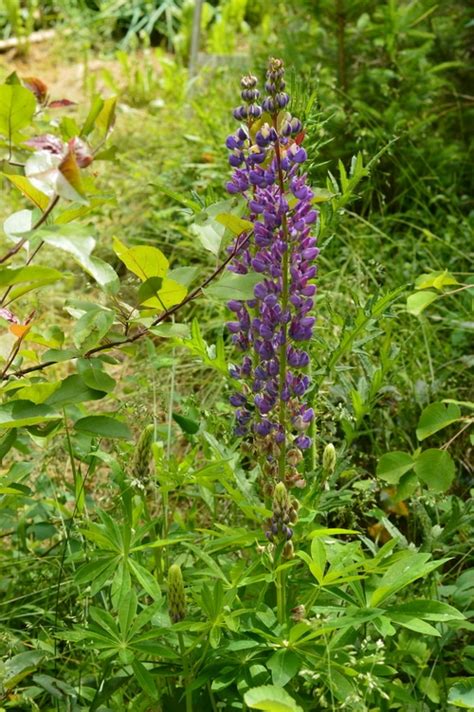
[22,76,48,104]
[295,131,305,145]
[48,99,76,108]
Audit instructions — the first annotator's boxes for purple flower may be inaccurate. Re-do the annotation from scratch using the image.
[225,59,319,488]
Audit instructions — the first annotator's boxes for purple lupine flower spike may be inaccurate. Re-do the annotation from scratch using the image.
[225,58,318,492]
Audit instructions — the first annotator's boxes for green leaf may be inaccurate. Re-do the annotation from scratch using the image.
[267,650,300,687]
[113,237,168,281]
[139,277,187,310]
[132,660,158,700]
[214,213,254,235]
[448,679,474,708]
[0,401,60,429]
[74,416,132,439]
[77,359,115,393]
[46,374,105,406]
[376,451,414,484]
[0,84,36,143]
[0,265,62,288]
[73,308,115,352]
[415,270,459,291]
[414,448,455,492]
[172,412,200,435]
[416,402,461,441]
[3,174,49,211]
[2,651,45,690]
[80,95,104,137]
[406,290,438,315]
[205,272,262,301]
[96,96,117,137]
[244,685,303,712]
[40,226,119,293]
[386,599,464,622]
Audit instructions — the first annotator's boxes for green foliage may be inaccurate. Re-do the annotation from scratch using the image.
[0,4,472,711]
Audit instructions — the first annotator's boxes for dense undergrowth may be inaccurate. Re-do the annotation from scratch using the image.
[0,1,473,711]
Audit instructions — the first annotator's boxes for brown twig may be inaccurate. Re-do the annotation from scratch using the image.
[0,194,59,266]
[1,233,250,381]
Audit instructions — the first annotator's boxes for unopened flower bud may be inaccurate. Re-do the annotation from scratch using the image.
[168,564,186,623]
[322,443,337,475]
[131,424,154,486]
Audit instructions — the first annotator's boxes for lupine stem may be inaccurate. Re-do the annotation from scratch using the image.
[178,632,193,712]
[273,119,291,482]
[276,564,287,625]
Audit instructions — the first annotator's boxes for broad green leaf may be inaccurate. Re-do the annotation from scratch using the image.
[448,679,474,708]
[415,270,459,291]
[0,400,60,429]
[77,359,115,393]
[386,599,464,622]
[376,451,414,484]
[73,308,115,352]
[0,84,36,142]
[2,174,49,210]
[74,415,131,440]
[113,237,169,281]
[3,209,34,239]
[387,614,441,636]
[267,650,300,687]
[205,272,262,301]
[414,448,455,492]
[0,265,62,288]
[215,213,254,235]
[416,402,461,440]
[406,290,438,316]
[40,227,119,293]
[15,382,60,404]
[2,650,45,690]
[139,277,187,310]
[244,685,303,712]
[46,375,105,406]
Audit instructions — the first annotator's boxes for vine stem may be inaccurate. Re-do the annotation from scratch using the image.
[178,631,193,712]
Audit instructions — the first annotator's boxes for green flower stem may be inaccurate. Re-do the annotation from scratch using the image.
[276,564,287,625]
[178,631,193,712]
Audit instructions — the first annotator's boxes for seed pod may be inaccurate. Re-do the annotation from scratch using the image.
[283,540,294,559]
[131,424,154,486]
[168,564,186,623]
[322,443,337,475]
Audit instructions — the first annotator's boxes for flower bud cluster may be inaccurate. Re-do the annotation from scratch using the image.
[167,564,186,623]
[225,59,318,488]
[130,424,154,490]
[265,482,298,558]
